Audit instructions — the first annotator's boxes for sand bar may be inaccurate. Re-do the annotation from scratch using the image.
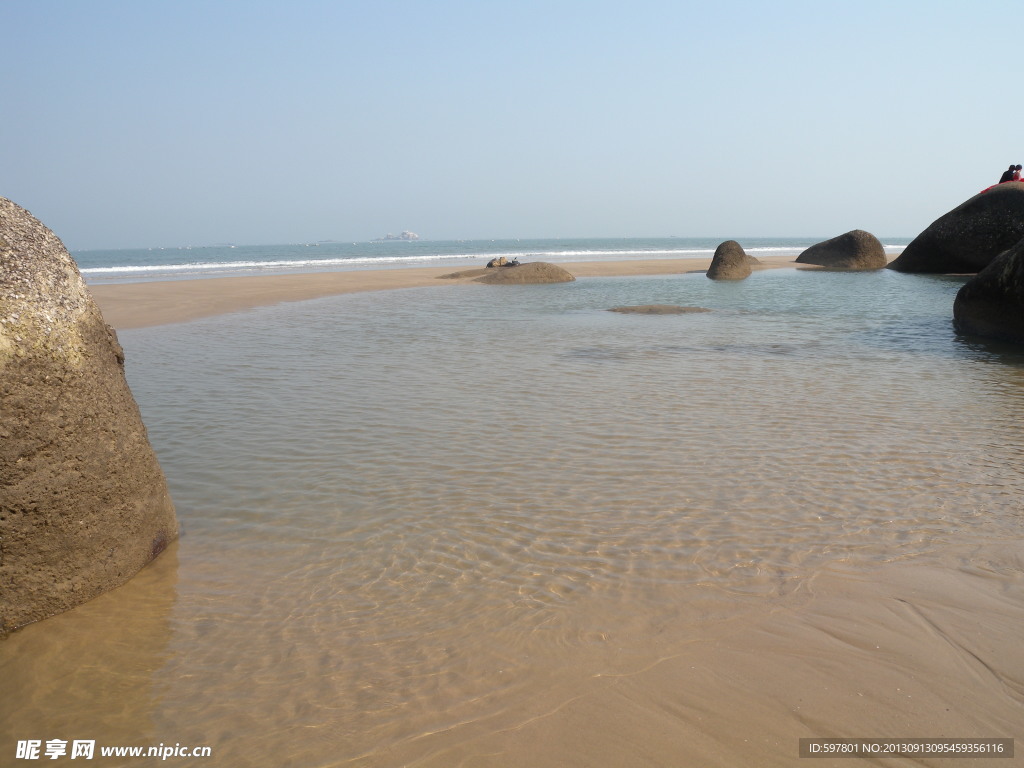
[90,255,812,329]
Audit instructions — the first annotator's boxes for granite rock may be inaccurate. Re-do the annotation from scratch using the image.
[0,198,177,635]
[796,229,887,270]
[953,235,1024,344]
[707,240,757,280]
[888,182,1024,273]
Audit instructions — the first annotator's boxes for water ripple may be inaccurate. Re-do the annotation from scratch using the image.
[108,270,1024,762]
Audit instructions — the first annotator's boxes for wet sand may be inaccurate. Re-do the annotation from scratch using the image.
[3,543,1020,767]
[362,557,1024,767]
[89,255,804,329]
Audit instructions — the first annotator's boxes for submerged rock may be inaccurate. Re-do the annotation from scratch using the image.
[473,262,575,284]
[953,235,1024,344]
[707,240,757,280]
[437,268,490,279]
[608,305,711,314]
[0,198,178,635]
[796,229,886,270]
[888,182,1024,273]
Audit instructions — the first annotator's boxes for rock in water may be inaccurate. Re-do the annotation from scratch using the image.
[888,182,1024,273]
[473,262,575,284]
[707,240,756,280]
[796,229,887,270]
[0,198,177,635]
[953,236,1024,344]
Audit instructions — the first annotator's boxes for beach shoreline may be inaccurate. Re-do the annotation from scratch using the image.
[89,254,826,329]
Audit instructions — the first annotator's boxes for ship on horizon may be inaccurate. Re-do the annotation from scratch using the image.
[374,231,420,242]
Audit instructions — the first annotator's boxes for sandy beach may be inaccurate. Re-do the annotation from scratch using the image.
[9,1,1020,763]
[89,255,806,329]
[10,252,1016,767]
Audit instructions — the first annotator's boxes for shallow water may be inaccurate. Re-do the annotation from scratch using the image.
[3,268,1023,766]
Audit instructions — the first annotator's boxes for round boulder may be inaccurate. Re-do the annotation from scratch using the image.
[473,262,575,284]
[0,198,178,635]
[796,229,886,270]
[953,235,1024,344]
[707,240,757,280]
[888,182,1024,273]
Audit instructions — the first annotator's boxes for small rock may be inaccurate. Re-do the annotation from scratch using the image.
[473,262,575,284]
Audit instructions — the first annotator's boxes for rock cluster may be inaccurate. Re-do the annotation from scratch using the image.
[796,229,886,270]
[0,198,177,635]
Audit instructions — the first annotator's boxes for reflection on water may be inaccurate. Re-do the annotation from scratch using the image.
[2,269,1023,766]
[0,545,179,748]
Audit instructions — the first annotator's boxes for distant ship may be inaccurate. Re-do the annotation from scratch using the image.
[374,231,420,242]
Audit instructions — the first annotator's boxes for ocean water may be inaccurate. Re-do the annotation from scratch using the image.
[3,264,1024,766]
[74,236,911,282]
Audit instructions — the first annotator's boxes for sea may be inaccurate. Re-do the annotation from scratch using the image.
[4,237,1024,767]
[74,236,910,283]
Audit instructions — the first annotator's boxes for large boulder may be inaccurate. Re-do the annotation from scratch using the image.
[796,229,886,270]
[473,261,575,284]
[0,198,177,635]
[888,182,1024,273]
[953,235,1024,344]
[707,240,757,280]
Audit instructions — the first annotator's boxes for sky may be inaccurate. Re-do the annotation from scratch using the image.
[3,0,1022,250]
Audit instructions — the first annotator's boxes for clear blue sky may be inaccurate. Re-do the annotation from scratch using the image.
[3,0,1020,250]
